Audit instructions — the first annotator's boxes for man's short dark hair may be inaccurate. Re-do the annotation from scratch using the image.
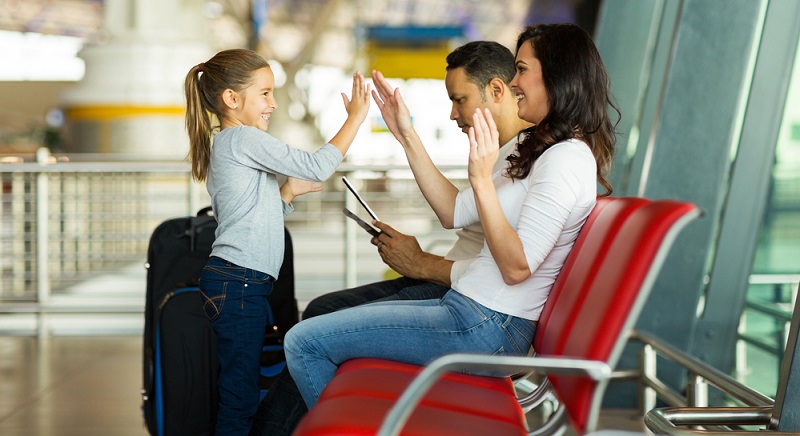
[445,41,516,89]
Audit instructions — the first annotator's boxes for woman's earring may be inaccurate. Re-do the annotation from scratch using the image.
[233,105,237,109]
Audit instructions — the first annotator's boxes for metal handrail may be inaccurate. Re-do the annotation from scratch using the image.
[738,333,782,356]
[0,161,191,173]
[744,299,792,323]
[0,155,468,317]
[748,274,800,286]
[634,277,800,434]
[632,330,774,408]
[0,159,467,174]
[632,325,800,434]
[738,277,796,379]
[644,406,798,435]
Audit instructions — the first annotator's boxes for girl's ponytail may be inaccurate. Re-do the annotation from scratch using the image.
[184,64,212,182]
[184,50,270,182]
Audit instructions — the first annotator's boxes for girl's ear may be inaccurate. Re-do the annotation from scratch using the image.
[222,89,239,110]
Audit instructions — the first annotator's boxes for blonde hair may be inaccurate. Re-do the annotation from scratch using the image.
[184,49,270,182]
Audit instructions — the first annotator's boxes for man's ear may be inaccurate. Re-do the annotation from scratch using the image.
[488,78,506,102]
[222,89,239,109]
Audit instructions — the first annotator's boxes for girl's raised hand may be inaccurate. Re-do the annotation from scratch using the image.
[370,70,414,140]
[468,108,500,185]
[341,71,371,124]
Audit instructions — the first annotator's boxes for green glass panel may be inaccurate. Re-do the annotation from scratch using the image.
[742,35,800,397]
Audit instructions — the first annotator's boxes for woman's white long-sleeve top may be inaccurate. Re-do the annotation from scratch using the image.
[451,138,597,321]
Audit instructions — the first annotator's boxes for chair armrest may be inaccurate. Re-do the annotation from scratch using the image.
[376,353,612,436]
[643,406,800,434]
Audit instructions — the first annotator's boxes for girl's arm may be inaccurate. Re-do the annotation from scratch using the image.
[371,70,459,228]
[327,71,371,156]
[231,72,370,181]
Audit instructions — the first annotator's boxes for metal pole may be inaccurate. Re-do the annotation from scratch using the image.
[640,343,658,414]
[344,172,357,288]
[36,147,51,305]
[188,173,201,215]
[734,308,750,383]
[736,311,749,383]
[687,374,709,407]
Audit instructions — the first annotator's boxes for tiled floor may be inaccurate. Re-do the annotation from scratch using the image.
[0,335,148,436]
[0,334,651,436]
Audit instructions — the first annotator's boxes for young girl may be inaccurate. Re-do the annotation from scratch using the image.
[183,48,369,435]
[283,23,619,410]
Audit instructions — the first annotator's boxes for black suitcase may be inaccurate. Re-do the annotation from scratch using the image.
[141,207,298,435]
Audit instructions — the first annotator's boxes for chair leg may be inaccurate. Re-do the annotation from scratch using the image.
[528,405,568,436]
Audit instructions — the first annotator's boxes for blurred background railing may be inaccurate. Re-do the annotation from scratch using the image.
[0,150,466,324]
[0,150,204,305]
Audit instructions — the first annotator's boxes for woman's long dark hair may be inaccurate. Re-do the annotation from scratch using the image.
[507,23,619,196]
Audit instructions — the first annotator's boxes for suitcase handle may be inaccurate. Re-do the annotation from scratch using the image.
[182,207,216,252]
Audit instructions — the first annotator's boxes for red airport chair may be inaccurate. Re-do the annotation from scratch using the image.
[294,197,701,435]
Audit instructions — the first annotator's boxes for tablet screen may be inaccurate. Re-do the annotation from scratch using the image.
[342,176,380,221]
[343,208,379,237]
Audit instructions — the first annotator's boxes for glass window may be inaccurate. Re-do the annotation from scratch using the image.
[740,36,800,397]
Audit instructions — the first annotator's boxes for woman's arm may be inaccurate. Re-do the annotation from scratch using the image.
[469,109,530,285]
[371,70,459,228]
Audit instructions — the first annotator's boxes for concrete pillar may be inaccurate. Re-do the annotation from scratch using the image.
[60,0,214,157]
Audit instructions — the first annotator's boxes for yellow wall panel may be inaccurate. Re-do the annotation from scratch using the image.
[367,43,451,79]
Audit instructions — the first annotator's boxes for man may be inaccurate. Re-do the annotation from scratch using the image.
[250,40,531,435]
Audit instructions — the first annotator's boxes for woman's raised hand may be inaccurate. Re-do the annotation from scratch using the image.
[370,70,414,140]
[468,108,500,186]
[341,71,371,124]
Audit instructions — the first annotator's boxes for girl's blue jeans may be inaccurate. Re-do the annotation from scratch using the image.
[284,289,537,408]
[199,256,274,436]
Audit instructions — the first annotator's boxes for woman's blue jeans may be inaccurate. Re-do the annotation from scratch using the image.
[199,256,274,436]
[284,289,537,408]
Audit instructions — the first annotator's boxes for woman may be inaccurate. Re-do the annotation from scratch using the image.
[283,23,619,409]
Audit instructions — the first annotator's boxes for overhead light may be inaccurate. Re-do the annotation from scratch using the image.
[0,30,84,81]
[269,59,287,88]
[203,1,224,19]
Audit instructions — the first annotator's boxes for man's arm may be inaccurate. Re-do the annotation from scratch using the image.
[371,70,460,228]
[371,221,454,287]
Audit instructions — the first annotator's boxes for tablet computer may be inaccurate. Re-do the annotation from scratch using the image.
[343,207,379,237]
[342,176,380,221]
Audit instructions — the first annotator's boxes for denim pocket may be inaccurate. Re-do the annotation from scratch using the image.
[204,264,246,280]
[199,285,226,322]
[493,313,535,356]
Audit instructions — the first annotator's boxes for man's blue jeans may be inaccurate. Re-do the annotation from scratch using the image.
[284,289,537,408]
[302,276,449,318]
[199,256,274,436]
[249,277,449,436]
